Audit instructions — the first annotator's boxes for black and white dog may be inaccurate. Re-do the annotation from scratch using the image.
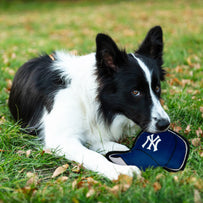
[9,26,170,180]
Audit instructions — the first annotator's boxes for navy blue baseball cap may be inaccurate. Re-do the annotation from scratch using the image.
[106,129,189,172]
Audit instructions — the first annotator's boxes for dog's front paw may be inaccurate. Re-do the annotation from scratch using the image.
[105,164,141,180]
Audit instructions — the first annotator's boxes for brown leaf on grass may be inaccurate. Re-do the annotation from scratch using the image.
[199,151,203,158]
[160,96,168,110]
[41,148,52,155]
[180,79,192,87]
[160,98,165,106]
[26,149,32,158]
[72,177,100,190]
[186,89,200,95]
[191,138,201,147]
[194,189,201,203]
[196,128,203,137]
[26,172,39,186]
[16,186,37,195]
[86,188,95,198]
[156,174,164,180]
[86,177,99,185]
[5,79,12,92]
[184,125,191,134]
[174,65,183,73]
[71,164,82,173]
[108,185,120,195]
[72,179,78,190]
[171,123,182,133]
[0,116,6,124]
[187,56,201,69]
[110,174,133,194]
[16,150,26,156]
[168,78,182,86]
[56,176,69,183]
[5,67,15,76]
[153,182,162,192]
[52,164,69,178]
[200,107,203,118]
[16,149,32,157]
[173,175,179,182]
[187,177,203,191]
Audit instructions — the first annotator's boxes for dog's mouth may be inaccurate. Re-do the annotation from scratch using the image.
[135,120,170,133]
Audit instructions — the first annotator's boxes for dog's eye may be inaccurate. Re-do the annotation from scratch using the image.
[132,90,140,96]
[155,86,160,93]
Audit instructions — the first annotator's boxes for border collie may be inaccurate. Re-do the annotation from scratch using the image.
[9,26,170,180]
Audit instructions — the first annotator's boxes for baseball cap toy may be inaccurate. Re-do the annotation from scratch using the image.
[106,129,189,172]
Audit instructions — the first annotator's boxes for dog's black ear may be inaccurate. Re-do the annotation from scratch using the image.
[96,33,127,73]
[136,26,163,67]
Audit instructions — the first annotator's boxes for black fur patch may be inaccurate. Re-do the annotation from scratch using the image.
[8,54,69,134]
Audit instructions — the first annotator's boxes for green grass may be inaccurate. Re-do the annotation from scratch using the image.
[0,0,202,202]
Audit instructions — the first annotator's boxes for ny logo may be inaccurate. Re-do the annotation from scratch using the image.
[142,134,161,152]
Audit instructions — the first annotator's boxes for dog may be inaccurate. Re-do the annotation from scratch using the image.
[9,26,170,180]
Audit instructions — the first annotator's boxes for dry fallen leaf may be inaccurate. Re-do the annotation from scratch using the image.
[199,151,203,158]
[156,174,164,180]
[5,67,15,75]
[41,148,52,155]
[0,116,6,124]
[26,149,32,158]
[16,186,37,195]
[171,123,182,133]
[153,182,162,192]
[169,77,182,86]
[26,172,39,186]
[16,150,26,156]
[196,128,203,137]
[72,179,78,190]
[191,138,201,147]
[194,189,201,203]
[187,176,203,191]
[111,174,133,194]
[200,107,203,118]
[56,176,69,183]
[86,177,99,185]
[71,164,82,173]
[6,79,12,92]
[86,188,95,198]
[173,175,179,182]
[108,185,120,195]
[174,65,183,73]
[52,164,69,178]
[184,125,191,134]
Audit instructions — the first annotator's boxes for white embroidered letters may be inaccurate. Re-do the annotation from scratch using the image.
[142,134,161,152]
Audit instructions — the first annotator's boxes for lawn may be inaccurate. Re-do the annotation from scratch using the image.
[0,0,202,202]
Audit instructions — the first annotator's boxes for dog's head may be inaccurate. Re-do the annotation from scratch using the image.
[96,26,170,133]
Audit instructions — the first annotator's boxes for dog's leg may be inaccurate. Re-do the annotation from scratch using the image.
[91,141,130,155]
[45,137,140,180]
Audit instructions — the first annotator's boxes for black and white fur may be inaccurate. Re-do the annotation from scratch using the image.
[9,26,170,180]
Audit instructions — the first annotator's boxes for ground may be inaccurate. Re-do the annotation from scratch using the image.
[0,0,202,202]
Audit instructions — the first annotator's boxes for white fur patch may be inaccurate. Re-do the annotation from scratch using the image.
[41,51,140,180]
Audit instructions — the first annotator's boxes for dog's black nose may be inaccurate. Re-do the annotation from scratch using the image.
[156,119,170,131]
